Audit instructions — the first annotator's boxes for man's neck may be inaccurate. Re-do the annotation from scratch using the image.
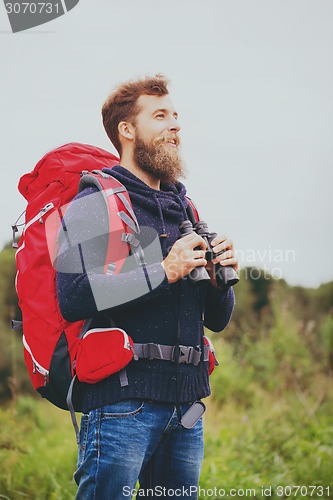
[119,152,161,190]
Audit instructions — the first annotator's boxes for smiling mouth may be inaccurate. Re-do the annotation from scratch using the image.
[153,135,179,148]
[164,136,179,147]
[165,140,177,147]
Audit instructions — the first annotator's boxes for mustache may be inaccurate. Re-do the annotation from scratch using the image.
[152,134,180,147]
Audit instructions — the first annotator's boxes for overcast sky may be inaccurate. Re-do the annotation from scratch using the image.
[0,0,332,288]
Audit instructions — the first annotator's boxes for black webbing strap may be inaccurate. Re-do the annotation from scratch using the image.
[133,343,209,365]
[66,375,80,445]
[118,369,129,387]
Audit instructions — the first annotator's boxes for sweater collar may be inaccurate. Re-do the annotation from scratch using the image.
[102,165,189,225]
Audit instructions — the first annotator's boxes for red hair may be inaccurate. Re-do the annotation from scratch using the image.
[102,74,169,154]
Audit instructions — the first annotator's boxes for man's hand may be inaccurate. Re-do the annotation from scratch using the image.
[209,234,239,271]
[206,234,239,288]
[161,233,207,284]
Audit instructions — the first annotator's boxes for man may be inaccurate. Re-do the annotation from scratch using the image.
[57,74,237,499]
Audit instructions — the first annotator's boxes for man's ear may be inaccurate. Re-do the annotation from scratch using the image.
[118,121,135,142]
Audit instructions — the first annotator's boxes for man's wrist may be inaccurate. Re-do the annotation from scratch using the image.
[161,260,178,284]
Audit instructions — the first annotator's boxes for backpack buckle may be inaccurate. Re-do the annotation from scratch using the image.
[174,345,192,364]
[174,345,202,365]
[12,225,19,248]
[91,169,110,179]
[121,233,140,247]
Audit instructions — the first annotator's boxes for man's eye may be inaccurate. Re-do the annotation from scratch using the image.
[156,114,165,118]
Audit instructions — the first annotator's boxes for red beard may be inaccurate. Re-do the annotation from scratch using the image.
[133,133,186,184]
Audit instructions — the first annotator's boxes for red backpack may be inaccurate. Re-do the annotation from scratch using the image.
[13,143,142,412]
[13,142,219,422]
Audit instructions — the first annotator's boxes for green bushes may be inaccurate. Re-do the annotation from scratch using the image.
[199,270,333,497]
[0,247,332,498]
[201,384,333,496]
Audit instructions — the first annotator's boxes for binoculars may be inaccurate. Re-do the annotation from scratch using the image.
[179,220,239,290]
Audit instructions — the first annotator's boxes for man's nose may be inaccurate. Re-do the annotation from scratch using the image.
[168,116,181,133]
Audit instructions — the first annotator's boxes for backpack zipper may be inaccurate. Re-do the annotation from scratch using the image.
[82,327,132,349]
[22,334,49,380]
[15,203,55,257]
[24,202,55,232]
[82,327,138,359]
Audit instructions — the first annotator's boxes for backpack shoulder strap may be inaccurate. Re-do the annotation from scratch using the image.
[185,195,200,224]
[78,170,140,275]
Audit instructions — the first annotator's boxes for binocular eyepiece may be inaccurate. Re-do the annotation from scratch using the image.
[179,219,239,290]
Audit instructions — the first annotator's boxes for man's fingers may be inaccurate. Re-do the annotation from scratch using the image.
[194,250,206,260]
[192,257,207,267]
[210,234,227,246]
[212,238,234,254]
[181,232,207,250]
[219,257,239,270]
[212,250,234,263]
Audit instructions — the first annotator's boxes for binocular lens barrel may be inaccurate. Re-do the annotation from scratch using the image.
[179,219,239,290]
[178,220,211,287]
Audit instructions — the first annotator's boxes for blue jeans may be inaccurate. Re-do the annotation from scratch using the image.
[74,399,204,499]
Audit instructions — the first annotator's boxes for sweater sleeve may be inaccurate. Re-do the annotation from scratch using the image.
[203,284,235,333]
[56,187,170,322]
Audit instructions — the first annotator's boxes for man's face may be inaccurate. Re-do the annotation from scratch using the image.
[132,94,186,184]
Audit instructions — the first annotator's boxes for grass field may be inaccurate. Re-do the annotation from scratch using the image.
[1,269,332,498]
[1,337,332,499]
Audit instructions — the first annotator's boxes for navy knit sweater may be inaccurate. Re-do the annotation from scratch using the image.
[56,166,235,412]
